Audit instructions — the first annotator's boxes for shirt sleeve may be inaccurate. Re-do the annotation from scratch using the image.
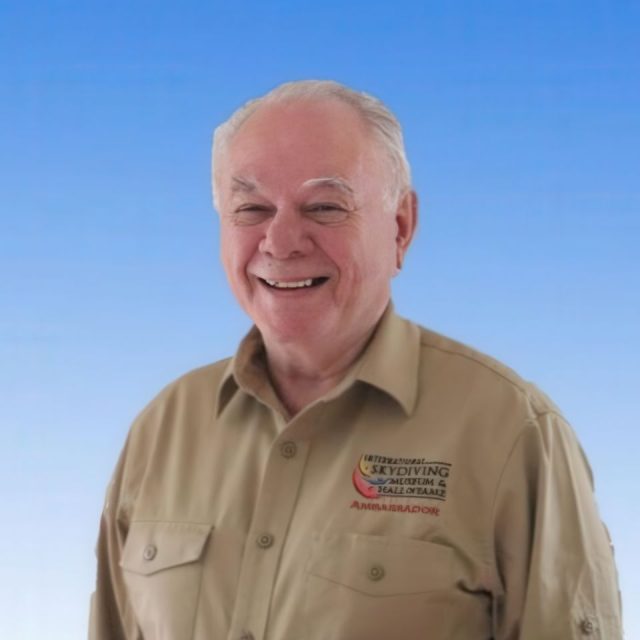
[491,411,622,639]
[89,435,142,640]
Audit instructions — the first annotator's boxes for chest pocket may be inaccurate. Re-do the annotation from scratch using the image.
[121,521,212,640]
[303,533,456,640]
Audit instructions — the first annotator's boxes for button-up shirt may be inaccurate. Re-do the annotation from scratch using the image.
[89,307,622,639]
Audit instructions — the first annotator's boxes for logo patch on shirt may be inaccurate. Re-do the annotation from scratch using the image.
[352,454,451,501]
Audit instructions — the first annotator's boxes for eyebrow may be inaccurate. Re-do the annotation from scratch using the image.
[230,175,355,198]
[230,176,260,194]
[301,177,355,196]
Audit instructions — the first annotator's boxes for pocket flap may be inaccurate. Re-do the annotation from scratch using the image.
[121,521,213,576]
[308,533,453,596]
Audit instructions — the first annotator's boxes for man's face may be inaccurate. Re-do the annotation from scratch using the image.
[217,98,415,350]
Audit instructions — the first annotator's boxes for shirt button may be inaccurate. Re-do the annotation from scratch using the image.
[367,564,385,581]
[579,618,595,635]
[239,632,255,640]
[256,533,274,549]
[142,544,157,561]
[280,441,297,458]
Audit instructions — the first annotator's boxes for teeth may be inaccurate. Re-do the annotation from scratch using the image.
[265,278,314,289]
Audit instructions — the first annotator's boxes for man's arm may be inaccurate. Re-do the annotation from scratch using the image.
[491,411,622,639]
[89,439,141,640]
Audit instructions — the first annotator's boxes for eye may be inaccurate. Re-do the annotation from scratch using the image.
[231,204,273,226]
[309,203,341,211]
[304,203,349,223]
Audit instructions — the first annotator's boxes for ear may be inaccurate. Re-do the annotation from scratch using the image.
[394,190,418,271]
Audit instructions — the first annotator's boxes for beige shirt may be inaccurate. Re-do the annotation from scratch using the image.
[90,307,622,640]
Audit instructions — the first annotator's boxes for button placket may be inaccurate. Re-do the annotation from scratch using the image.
[228,433,311,640]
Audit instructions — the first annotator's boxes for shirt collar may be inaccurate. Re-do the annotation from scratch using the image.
[216,303,420,418]
[350,303,420,416]
[216,324,286,416]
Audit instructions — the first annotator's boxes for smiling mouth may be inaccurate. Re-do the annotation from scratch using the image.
[259,277,329,290]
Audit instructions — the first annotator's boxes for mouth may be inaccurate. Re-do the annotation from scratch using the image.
[259,277,329,290]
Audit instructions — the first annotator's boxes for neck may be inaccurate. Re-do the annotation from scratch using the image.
[262,320,381,417]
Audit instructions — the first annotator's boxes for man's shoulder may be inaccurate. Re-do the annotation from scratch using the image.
[417,324,527,390]
[413,321,562,418]
[129,357,233,434]
[166,357,232,394]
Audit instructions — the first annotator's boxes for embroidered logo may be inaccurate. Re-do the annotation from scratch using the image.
[352,454,451,501]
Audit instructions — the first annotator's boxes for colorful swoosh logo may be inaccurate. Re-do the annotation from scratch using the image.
[352,455,386,499]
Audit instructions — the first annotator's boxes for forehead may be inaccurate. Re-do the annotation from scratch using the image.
[222,99,382,189]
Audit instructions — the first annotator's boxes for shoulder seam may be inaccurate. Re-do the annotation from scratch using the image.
[419,338,529,396]
[418,330,565,420]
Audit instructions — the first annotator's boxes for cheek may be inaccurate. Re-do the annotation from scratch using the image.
[219,244,237,282]
[220,229,257,275]
[370,221,401,273]
[356,232,398,279]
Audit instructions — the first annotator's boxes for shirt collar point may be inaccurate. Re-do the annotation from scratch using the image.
[355,305,421,419]
[216,361,239,416]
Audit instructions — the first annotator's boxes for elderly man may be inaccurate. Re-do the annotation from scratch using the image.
[90,80,622,639]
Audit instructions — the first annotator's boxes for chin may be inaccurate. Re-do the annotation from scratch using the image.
[258,312,328,344]
[264,319,317,341]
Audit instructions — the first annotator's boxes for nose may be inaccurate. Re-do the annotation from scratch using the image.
[259,207,313,259]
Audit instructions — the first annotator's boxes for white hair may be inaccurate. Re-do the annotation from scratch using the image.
[211,79,412,211]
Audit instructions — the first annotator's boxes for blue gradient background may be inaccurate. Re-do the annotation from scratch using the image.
[1,2,638,637]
